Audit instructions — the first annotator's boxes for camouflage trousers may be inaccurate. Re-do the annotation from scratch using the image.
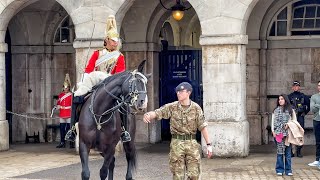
[169,139,201,180]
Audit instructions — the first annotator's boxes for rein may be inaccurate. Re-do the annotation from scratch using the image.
[89,70,147,130]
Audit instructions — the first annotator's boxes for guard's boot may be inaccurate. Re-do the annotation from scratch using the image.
[56,142,66,148]
[65,95,83,142]
[57,123,67,148]
[296,147,303,158]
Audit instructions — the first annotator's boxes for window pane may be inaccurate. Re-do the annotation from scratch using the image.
[277,21,287,36]
[292,30,320,35]
[316,19,320,27]
[292,19,303,28]
[62,18,69,28]
[294,7,305,18]
[269,22,275,36]
[317,6,320,17]
[61,28,70,43]
[304,19,315,28]
[306,6,316,18]
[277,8,287,20]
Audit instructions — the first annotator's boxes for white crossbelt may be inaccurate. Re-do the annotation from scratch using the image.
[60,106,71,109]
[95,51,121,67]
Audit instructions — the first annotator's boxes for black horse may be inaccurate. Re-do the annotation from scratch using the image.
[78,60,149,180]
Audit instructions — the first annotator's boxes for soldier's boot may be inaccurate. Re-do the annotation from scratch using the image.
[296,146,303,158]
[65,95,84,142]
[120,126,131,142]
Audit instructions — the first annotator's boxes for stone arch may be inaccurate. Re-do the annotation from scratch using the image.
[0,0,83,42]
[161,22,174,46]
[187,0,259,36]
[4,0,78,143]
[183,14,201,48]
[259,0,293,40]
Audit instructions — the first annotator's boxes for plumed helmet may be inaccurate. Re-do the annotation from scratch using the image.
[63,73,71,89]
[105,15,119,42]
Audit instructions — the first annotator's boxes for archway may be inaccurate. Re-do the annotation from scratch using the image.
[4,0,76,143]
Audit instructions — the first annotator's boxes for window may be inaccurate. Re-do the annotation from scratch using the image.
[269,7,288,36]
[268,0,320,37]
[54,16,74,43]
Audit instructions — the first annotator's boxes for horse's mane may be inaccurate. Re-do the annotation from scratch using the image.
[92,70,131,90]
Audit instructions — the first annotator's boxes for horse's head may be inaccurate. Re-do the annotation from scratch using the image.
[122,60,150,112]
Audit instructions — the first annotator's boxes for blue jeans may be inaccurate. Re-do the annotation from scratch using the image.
[313,120,320,161]
[275,144,292,175]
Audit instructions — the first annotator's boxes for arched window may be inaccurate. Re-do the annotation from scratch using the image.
[54,16,74,43]
[268,0,320,38]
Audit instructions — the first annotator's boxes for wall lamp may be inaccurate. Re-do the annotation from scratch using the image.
[159,0,192,21]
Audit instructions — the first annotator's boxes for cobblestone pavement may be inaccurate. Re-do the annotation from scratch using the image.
[0,143,320,180]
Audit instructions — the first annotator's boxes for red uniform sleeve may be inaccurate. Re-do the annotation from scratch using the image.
[111,54,126,75]
[85,51,99,73]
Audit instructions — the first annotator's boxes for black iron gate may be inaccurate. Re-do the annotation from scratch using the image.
[159,50,202,141]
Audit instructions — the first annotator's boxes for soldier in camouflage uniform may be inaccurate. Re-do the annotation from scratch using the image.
[143,82,212,180]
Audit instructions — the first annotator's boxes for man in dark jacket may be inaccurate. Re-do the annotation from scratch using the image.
[288,81,310,158]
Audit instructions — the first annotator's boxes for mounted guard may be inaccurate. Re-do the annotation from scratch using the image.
[65,15,129,142]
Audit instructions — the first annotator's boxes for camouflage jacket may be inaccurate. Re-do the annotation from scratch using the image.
[154,101,208,135]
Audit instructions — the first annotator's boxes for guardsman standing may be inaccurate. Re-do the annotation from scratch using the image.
[65,15,127,142]
[56,74,72,148]
[143,82,212,179]
[288,81,310,157]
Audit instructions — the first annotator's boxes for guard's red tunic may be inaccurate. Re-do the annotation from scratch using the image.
[57,92,72,118]
[84,50,125,74]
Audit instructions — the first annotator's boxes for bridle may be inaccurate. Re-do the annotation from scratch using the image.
[89,70,148,130]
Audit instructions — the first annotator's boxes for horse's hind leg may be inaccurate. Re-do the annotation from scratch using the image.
[107,156,115,180]
[79,141,90,180]
[123,141,137,180]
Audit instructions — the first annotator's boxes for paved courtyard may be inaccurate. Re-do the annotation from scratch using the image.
[0,143,320,180]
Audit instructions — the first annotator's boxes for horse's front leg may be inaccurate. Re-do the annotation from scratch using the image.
[123,141,137,180]
[107,156,115,180]
[79,140,91,180]
[100,149,116,180]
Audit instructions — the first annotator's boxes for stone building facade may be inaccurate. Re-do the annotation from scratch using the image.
[0,0,319,157]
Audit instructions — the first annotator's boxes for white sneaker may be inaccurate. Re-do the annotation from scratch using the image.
[308,161,319,167]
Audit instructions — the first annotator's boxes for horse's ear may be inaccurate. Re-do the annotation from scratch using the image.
[137,60,147,72]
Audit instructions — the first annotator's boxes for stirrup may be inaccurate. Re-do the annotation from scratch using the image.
[121,131,131,142]
[65,129,76,142]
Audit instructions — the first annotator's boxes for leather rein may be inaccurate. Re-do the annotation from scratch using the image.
[89,70,147,130]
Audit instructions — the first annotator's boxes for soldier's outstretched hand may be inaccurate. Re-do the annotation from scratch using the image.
[207,145,213,158]
[143,112,153,123]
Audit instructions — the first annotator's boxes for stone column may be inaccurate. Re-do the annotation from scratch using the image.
[73,39,104,83]
[73,39,103,153]
[0,42,9,151]
[200,35,249,157]
[122,42,161,143]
